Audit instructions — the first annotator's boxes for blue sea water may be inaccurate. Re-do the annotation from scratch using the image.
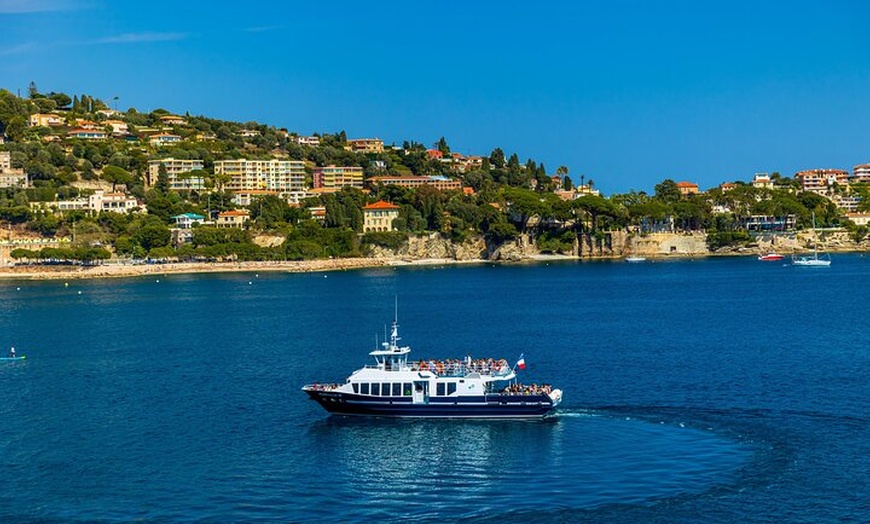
[0,255,868,522]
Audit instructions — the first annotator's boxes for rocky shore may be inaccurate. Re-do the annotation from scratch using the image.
[0,230,865,281]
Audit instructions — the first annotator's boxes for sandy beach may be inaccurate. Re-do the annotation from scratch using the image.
[0,254,586,281]
[0,257,489,281]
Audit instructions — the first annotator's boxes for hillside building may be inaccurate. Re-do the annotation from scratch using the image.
[363,201,400,232]
[312,165,364,189]
[147,158,206,191]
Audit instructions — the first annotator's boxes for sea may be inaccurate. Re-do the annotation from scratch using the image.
[0,255,868,523]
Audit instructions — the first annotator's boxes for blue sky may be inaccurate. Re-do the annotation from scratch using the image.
[2,0,869,195]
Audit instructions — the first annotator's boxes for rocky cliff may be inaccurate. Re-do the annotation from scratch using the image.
[367,230,868,262]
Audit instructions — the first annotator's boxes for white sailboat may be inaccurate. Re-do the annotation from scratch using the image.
[792,213,831,267]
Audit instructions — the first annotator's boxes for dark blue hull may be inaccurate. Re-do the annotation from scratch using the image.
[305,390,557,418]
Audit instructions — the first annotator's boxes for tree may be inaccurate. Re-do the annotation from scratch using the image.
[48,92,72,109]
[102,165,134,191]
[654,179,682,204]
[155,162,170,193]
[573,195,619,232]
[507,153,521,173]
[4,115,27,142]
[134,224,171,251]
[502,187,546,231]
[413,185,446,232]
[489,147,506,169]
[435,137,450,156]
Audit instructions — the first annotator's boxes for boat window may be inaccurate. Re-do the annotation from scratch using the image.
[436,383,446,396]
[403,383,412,396]
[371,383,380,396]
[447,382,457,395]
[360,383,369,395]
[352,383,359,394]
[381,383,390,396]
[392,383,401,396]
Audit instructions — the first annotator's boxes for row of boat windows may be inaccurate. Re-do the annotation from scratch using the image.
[352,382,459,396]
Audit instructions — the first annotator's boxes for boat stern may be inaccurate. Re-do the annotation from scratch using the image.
[548,388,564,408]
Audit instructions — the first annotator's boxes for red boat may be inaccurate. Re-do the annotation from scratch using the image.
[758,253,785,261]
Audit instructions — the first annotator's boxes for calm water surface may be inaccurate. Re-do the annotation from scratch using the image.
[0,255,868,522]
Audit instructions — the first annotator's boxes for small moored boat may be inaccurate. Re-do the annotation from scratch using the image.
[792,212,831,267]
[624,256,646,263]
[758,253,785,261]
[302,317,562,419]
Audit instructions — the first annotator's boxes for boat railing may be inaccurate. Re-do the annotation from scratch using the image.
[410,359,512,378]
[304,383,341,391]
[492,383,555,396]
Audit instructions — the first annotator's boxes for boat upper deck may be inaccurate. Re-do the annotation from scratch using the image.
[410,358,511,378]
[359,357,514,378]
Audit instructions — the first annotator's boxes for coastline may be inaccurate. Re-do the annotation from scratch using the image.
[0,254,580,281]
[0,248,863,282]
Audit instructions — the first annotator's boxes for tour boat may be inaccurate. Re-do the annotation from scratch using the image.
[302,318,562,419]
[757,253,785,261]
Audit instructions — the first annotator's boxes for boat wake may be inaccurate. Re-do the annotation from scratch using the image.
[550,408,601,418]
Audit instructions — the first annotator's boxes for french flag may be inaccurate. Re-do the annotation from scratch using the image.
[516,354,526,370]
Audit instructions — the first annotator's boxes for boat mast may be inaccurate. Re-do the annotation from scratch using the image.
[391,295,399,350]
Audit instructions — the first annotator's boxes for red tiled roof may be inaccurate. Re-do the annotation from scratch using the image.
[363,200,400,210]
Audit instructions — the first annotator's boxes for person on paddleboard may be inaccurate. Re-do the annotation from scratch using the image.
[9,346,15,358]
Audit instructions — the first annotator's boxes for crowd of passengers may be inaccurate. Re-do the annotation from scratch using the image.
[306,383,340,391]
[411,358,510,375]
[501,383,553,395]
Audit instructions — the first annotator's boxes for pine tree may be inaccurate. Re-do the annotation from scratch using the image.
[156,163,170,194]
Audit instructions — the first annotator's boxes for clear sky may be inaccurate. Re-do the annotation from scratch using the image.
[2,0,869,195]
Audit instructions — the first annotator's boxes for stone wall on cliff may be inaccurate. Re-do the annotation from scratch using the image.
[367,233,487,261]
[364,229,867,262]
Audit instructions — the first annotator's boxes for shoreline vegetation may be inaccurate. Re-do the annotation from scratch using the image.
[0,247,861,282]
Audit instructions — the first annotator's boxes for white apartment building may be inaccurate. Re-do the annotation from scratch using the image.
[312,165,364,189]
[215,158,306,199]
[147,158,206,191]
[853,164,870,184]
[44,191,142,214]
[0,151,27,188]
[292,135,321,146]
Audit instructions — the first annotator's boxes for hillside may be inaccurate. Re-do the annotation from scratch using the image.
[0,86,867,269]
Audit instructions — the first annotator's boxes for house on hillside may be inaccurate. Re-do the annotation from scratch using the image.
[67,128,107,140]
[149,133,183,146]
[363,201,400,232]
[215,210,250,229]
[29,113,64,127]
[676,181,699,196]
[159,115,186,126]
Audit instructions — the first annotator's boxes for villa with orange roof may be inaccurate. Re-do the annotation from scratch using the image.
[215,210,250,229]
[345,138,385,154]
[29,113,64,127]
[363,201,400,232]
[676,181,699,195]
[159,115,186,126]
